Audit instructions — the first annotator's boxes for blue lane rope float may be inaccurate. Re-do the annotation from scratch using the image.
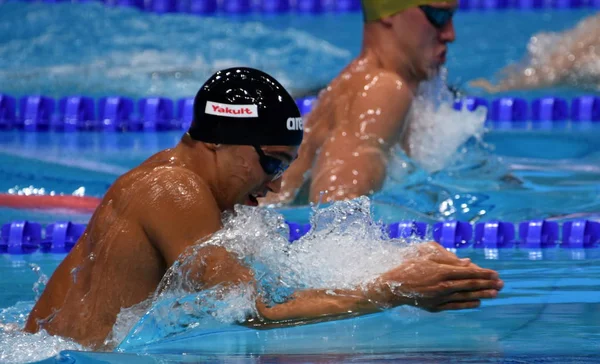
[1,219,599,254]
[9,0,600,14]
[1,93,599,132]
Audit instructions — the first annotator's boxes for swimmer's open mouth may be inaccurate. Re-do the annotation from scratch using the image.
[248,193,262,206]
[438,49,447,64]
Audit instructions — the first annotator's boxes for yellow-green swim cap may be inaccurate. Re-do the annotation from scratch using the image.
[362,0,451,23]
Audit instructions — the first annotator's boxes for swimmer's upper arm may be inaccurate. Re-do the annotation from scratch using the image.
[138,168,255,292]
[309,75,413,202]
[138,168,224,269]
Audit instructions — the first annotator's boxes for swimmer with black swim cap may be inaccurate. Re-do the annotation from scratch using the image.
[189,67,303,147]
[186,67,303,206]
[25,67,305,346]
[26,66,501,350]
[187,67,302,201]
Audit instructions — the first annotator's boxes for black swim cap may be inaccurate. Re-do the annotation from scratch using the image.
[188,67,303,146]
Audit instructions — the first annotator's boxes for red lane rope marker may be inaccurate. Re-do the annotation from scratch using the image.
[0,194,101,213]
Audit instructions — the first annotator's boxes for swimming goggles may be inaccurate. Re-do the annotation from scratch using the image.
[253,145,289,181]
[419,5,455,29]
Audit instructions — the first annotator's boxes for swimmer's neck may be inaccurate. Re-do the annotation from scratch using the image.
[361,24,422,91]
[171,135,228,211]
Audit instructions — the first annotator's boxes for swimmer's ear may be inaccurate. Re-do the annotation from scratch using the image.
[380,16,394,27]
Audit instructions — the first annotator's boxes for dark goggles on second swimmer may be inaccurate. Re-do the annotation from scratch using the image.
[419,5,455,29]
[253,145,289,181]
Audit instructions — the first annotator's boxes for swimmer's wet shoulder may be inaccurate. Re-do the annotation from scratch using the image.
[261,65,416,205]
[307,70,415,203]
[138,165,223,268]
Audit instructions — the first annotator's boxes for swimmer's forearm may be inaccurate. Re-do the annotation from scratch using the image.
[261,290,379,320]
[494,54,570,92]
[249,284,403,327]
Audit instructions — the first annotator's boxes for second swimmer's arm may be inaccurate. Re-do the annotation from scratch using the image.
[261,138,318,205]
[309,74,413,203]
[470,16,599,93]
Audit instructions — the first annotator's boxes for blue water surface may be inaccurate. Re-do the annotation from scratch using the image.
[2,249,599,363]
[0,2,598,224]
[2,126,599,224]
[0,2,597,100]
[1,3,600,364]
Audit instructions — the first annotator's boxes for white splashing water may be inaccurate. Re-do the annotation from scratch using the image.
[405,68,487,173]
[0,302,85,364]
[114,197,421,350]
[0,329,84,364]
[30,264,49,301]
[0,264,86,364]
[0,198,424,358]
[199,198,414,290]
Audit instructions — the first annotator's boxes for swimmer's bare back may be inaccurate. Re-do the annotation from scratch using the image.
[24,147,224,349]
[265,53,415,205]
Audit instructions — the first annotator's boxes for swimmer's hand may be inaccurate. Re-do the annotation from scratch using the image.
[371,242,503,312]
[258,191,294,207]
[244,242,501,329]
[469,78,506,93]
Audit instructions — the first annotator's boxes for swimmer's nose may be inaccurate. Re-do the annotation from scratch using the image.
[440,19,456,43]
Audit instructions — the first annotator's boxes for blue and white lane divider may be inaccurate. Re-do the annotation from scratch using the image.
[8,0,600,15]
[1,94,599,132]
[1,219,599,254]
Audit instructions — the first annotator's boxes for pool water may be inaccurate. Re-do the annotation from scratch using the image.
[1,2,599,224]
[2,249,600,363]
[1,2,600,364]
[0,2,596,100]
[1,126,599,224]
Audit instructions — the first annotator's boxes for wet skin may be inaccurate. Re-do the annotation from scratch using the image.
[262,2,458,205]
[24,136,295,348]
[26,132,502,349]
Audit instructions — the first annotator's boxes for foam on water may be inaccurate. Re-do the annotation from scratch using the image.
[0,302,86,364]
[376,68,600,222]
[113,197,421,350]
[382,68,495,200]
[0,328,84,364]
[404,69,488,174]
[202,198,414,290]
[0,263,86,364]
[375,69,506,221]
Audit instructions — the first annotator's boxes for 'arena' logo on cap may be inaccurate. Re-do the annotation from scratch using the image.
[287,117,303,131]
[205,101,258,118]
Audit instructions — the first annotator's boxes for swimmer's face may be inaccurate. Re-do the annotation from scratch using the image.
[388,1,457,79]
[218,145,298,208]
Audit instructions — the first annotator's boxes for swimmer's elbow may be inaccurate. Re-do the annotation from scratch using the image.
[194,246,255,289]
[23,311,48,335]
